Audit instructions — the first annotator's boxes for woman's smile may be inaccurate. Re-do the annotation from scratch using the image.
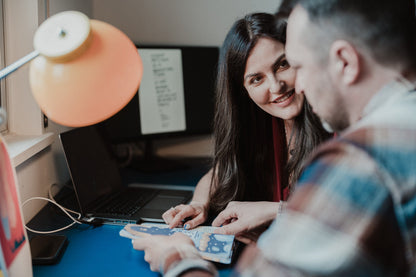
[271,88,295,106]
[244,37,304,120]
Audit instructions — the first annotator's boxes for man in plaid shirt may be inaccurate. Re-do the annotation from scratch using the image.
[132,0,416,276]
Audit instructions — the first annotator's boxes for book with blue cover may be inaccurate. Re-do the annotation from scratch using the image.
[120,223,235,264]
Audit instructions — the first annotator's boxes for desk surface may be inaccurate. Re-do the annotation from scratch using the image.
[32,224,232,277]
[30,158,232,276]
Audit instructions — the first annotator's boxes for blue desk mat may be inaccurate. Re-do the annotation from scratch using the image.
[33,224,232,277]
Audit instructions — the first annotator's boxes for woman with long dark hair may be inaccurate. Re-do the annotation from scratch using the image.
[163,12,331,243]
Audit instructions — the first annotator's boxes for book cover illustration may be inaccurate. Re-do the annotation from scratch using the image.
[120,223,235,264]
[0,135,32,276]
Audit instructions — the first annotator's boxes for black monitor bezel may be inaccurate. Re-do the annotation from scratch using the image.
[98,44,219,144]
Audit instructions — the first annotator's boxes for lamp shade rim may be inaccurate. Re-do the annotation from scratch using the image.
[29,15,143,127]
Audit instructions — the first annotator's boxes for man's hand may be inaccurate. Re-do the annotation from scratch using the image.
[132,233,195,272]
[212,201,280,244]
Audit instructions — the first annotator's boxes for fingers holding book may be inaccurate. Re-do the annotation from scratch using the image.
[163,202,208,230]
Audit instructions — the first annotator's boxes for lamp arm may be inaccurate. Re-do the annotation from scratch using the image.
[0,50,39,80]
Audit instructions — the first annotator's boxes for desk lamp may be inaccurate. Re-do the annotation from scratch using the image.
[0,10,143,127]
[0,11,142,276]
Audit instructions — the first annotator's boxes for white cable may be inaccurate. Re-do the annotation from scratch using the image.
[48,183,80,215]
[22,196,82,234]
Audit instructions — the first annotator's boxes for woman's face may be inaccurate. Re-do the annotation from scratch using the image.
[244,37,304,120]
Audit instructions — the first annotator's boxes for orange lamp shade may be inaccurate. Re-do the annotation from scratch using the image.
[29,11,143,127]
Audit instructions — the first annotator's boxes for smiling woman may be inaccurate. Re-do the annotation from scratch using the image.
[162,13,333,245]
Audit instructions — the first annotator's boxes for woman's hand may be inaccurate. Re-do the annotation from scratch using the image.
[132,233,195,272]
[163,169,213,229]
[162,201,208,229]
[212,201,280,244]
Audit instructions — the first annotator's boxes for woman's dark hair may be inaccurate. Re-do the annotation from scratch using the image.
[208,12,331,215]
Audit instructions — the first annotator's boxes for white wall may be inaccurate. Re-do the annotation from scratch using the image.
[92,0,280,157]
[49,0,92,15]
[92,0,280,46]
[4,0,41,136]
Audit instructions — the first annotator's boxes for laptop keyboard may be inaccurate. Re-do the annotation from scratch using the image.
[101,189,157,216]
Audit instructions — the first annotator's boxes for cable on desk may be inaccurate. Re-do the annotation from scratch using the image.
[22,183,85,234]
[48,182,79,215]
[22,196,82,234]
[23,182,107,234]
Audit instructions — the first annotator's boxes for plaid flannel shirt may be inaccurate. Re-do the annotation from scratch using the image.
[233,79,416,276]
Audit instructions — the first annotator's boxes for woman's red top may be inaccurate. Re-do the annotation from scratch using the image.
[272,118,290,202]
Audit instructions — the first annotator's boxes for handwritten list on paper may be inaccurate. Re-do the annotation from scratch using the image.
[137,48,186,135]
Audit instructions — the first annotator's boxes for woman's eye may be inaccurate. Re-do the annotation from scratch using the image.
[279,59,290,69]
[250,76,262,85]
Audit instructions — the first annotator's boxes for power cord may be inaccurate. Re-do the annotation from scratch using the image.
[22,183,102,234]
[22,196,82,234]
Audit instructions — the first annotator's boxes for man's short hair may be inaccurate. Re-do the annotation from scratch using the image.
[279,0,416,70]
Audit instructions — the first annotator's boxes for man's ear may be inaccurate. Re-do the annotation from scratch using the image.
[329,40,360,85]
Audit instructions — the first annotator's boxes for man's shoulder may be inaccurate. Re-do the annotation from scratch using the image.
[361,88,416,129]
[301,116,416,191]
[312,120,416,162]
[302,88,416,184]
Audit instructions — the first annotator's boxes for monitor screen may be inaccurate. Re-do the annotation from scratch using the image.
[98,45,219,141]
[97,45,219,172]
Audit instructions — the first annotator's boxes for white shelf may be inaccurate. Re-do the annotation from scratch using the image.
[3,132,55,167]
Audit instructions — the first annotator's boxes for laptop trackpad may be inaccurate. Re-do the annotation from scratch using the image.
[147,194,187,209]
[138,193,190,222]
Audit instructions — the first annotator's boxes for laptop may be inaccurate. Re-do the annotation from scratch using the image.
[59,126,194,225]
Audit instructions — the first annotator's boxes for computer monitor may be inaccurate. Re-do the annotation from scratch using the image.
[97,45,219,172]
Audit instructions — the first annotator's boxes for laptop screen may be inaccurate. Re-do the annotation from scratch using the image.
[59,126,123,213]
